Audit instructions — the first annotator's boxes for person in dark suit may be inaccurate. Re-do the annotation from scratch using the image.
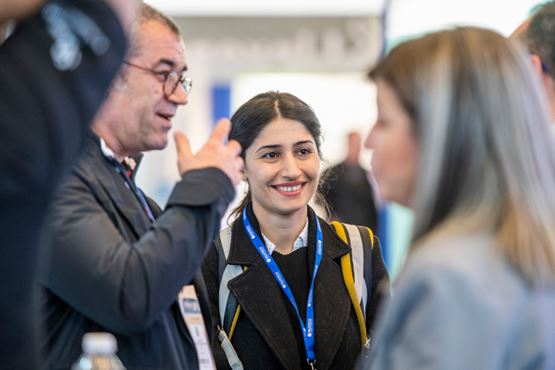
[320,131,379,231]
[38,3,244,370]
[0,0,133,368]
[202,92,389,370]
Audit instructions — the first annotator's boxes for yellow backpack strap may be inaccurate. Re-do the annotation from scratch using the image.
[330,221,367,348]
[228,266,247,340]
[366,226,375,250]
[228,305,241,340]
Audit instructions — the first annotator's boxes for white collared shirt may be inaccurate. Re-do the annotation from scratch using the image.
[100,138,137,171]
[99,138,116,158]
[261,219,309,255]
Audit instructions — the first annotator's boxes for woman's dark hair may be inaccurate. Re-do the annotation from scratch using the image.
[229,91,323,220]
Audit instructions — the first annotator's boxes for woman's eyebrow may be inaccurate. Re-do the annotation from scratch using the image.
[256,140,315,153]
[294,140,315,146]
[255,144,282,153]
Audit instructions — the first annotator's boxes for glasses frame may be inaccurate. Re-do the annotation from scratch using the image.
[122,60,192,97]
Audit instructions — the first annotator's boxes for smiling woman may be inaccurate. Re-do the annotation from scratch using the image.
[201,91,390,370]
[244,117,320,236]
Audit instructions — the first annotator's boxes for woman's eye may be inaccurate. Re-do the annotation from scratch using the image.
[262,152,278,159]
[298,148,313,156]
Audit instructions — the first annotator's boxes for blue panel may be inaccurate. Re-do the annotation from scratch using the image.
[212,84,231,126]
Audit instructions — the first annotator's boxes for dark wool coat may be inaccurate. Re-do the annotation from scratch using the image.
[39,137,235,370]
[203,205,389,370]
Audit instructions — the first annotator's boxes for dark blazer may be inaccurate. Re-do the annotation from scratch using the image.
[202,205,389,370]
[0,1,126,369]
[39,137,235,370]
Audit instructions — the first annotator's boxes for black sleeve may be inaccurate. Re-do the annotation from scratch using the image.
[41,167,236,335]
[0,1,126,368]
[0,0,127,193]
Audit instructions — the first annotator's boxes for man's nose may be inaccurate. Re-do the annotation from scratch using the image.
[167,83,188,105]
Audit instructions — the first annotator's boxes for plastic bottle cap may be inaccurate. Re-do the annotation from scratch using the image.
[82,332,118,355]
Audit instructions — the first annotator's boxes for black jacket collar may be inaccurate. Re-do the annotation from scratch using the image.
[80,135,153,238]
[226,203,350,266]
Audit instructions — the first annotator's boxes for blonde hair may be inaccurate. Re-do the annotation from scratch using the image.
[369,27,555,287]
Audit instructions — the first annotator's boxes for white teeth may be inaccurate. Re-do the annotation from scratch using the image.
[276,184,302,192]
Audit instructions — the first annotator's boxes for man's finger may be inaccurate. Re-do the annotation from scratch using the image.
[209,119,231,143]
[174,131,192,159]
[227,140,242,156]
[235,157,245,173]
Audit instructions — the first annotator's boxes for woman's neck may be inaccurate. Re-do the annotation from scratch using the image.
[252,202,308,255]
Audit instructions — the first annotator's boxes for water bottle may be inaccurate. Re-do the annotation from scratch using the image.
[71,332,126,370]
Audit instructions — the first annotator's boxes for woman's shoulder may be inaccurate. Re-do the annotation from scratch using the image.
[409,233,497,271]
[319,218,376,242]
[395,232,529,314]
[401,233,501,281]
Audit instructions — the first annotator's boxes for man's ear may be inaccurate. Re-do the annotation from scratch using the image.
[530,54,555,93]
[530,54,544,77]
[241,170,248,182]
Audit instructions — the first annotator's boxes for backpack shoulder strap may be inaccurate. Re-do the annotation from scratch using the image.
[216,226,243,336]
[216,227,245,369]
[330,221,374,348]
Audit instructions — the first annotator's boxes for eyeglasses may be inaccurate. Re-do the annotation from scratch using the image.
[122,61,193,97]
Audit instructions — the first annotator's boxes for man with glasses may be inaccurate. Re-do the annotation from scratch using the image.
[39,4,243,370]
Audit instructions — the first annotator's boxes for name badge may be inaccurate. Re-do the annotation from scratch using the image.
[178,285,216,370]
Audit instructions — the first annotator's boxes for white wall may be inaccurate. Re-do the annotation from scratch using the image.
[144,0,384,17]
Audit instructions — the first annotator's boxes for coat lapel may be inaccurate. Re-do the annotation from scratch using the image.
[226,208,300,369]
[312,221,353,370]
[226,206,353,370]
[83,138,152,238]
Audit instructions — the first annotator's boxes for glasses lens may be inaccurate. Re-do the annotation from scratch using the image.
[182,76,192,94]
[163,73,192,96]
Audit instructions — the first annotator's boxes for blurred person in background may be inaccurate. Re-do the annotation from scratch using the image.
[39,3,243,369]
[512,1,555,127]
[359,27,555,370]
[202,91,389,370]
[0,0,135,368]
[319,131,379,231]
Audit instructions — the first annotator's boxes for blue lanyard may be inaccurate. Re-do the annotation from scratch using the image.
[242,208,323,365]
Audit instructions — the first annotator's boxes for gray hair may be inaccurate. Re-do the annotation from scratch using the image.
[369,27,555,286]
[127,2,181,58]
